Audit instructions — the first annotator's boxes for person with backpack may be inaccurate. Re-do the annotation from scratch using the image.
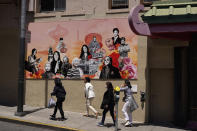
[50,78,66,121]
[98,81,115,127]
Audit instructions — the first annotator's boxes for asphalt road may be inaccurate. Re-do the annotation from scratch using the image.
[0,120,72,131]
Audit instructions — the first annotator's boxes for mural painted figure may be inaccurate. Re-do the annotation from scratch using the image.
[67,58,83,79]
[26,18,138,79]
[99,56,121,79]
[51,51,62,74]
[61,56,72,77]
[79,45,92,74]
[27,48,42,74]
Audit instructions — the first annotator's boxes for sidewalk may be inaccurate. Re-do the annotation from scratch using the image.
[0,105,191,131]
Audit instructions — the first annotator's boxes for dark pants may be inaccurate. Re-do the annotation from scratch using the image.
[101,105,115,124]
[53,97,65,118]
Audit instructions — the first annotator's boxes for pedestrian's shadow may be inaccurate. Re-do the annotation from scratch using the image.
[20,107,45,117]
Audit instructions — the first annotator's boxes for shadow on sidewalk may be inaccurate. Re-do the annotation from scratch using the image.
[21,107,45,117]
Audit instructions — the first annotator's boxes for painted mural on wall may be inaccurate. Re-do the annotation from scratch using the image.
[25,18,138,79]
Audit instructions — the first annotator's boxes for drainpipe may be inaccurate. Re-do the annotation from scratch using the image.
[15,0,27,116]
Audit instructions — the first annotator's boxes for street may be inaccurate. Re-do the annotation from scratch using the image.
[0,120,72,131]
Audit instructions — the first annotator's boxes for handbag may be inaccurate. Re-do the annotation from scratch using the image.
[129,96,138,112]
[48,98,56,108]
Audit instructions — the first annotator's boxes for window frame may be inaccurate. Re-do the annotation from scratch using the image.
[39,0,66,12]
[109,0,129,9]
[141,0,157,6]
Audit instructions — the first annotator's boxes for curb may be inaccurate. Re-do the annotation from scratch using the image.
[0,116,84,131]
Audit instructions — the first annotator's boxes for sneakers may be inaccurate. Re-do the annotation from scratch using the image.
[125,121,132,127]
[97,122,104,127]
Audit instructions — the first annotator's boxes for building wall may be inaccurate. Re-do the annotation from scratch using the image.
[25,0,148,122]
[147,38,188,123]
[25,36,148,122]
[0,1,20,106]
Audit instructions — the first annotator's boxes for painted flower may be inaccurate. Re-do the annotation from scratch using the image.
[120,57,137,79]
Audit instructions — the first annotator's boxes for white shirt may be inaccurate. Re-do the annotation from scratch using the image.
[85,83,95,99]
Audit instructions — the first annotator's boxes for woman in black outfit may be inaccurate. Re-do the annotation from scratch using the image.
[51,51,62,74]
[98,81,115,126]
[50,78,66,121]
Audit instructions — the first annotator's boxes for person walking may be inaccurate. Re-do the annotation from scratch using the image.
[120,79,138,127]
[50,78,66,121]
[84,77,98,118]
[98,82,115,127]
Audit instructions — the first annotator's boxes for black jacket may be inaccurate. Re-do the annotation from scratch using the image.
[51,86,66,99]
[100,89,115,109]
[99,65,121,79]
[51,60,63,74]
[112,36,121,46]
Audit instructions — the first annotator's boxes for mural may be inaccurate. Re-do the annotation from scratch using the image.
[25,18,138,79]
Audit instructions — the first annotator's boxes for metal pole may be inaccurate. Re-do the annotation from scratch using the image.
[15,0,27,116]
[115,102,119,131]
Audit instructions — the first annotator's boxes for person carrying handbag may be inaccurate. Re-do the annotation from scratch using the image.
[50,78,66,121]
[98,81,115,127]
[83,77,98,118]
[120,79,138,127]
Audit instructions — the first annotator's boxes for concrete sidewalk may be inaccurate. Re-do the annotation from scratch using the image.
[0,105,191,131]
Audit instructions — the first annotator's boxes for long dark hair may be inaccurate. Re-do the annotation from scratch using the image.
[53,51,61,62]
[125,79,132,89]
[106,81,113,91]
[31,48,37,59]
[55,78,63,87]
[79,45,91,59]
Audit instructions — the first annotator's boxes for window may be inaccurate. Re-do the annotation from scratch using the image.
[41,0,65,12]
[142,0,158,6]
[109,0,128,9]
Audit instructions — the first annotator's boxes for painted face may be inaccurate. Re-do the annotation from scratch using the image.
[83,46,87,53]
[63,57,68,63]
[54,52,59,61]
[121,39,125,45]
[72,58,80,67]
[49,57,53,63]
[104,57,110,66]
[45,63,51,72]
[113,30,118,37]
[59,39,63,43]
[93,37,96,42]
[33,50,37,56]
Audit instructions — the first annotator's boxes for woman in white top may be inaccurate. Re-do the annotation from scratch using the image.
[84,77,98,118]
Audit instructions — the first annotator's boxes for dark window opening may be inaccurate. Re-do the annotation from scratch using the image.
[110,0,128,9]
[142,0,158,6]
[41,0,65,12]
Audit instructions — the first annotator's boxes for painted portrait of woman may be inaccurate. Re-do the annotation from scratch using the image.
[79,45,92,62]
[50,51,62,74]
[99,56,121,79]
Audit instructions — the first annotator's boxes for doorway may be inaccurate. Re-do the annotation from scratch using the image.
[174,47,189,126]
